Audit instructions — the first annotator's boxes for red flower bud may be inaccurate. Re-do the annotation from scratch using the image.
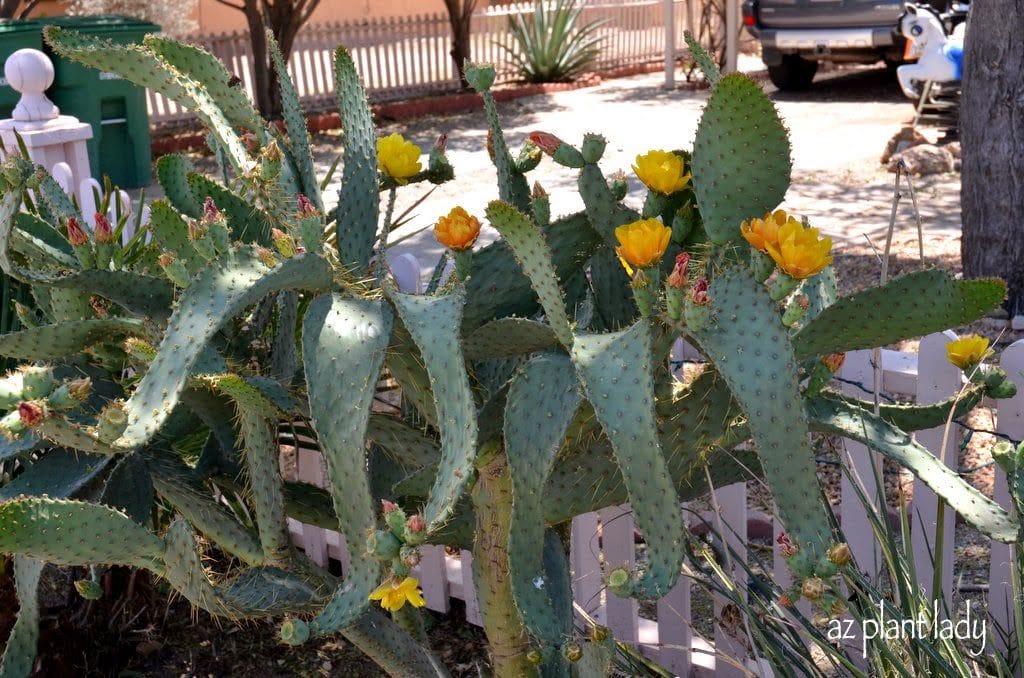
[203,197,220,223]
[406,514,426,534]
[17,401,46,426]
[66,217,88,246]
[297,194,317,217]
[381,500,399,514]
[434,133,448,153]
[93,213,114,243]
[692,277,710,306]
[528,131,563,155]
[776,531,799,557]
[666,252,690,288]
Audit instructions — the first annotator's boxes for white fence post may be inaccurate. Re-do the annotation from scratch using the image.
[990,339,1024,653]
[839,349,883,579]
[911,331,960,602]
[600,504,639,643]
[712,482,748,678]
[570,512,604,621]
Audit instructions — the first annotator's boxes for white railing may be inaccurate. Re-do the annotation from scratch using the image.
[282,317,1024,675]
[148,0,690,129]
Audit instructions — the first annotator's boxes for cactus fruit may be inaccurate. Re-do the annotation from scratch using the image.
[0,28,1016,677]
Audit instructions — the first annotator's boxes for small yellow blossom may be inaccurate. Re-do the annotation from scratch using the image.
[615,218,672,269]
[632,150,691,195]
[377,133,422,184]
[946,335,991,370]
[741,209,793,252]
[434,206,481,251]
[765,220,833,279]
[369,576,426,612]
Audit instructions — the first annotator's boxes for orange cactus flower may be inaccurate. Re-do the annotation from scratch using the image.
[434,206,482,251]
[614,218,672,269]
[377,133,422,184]
[765,220,833,279]
[741,209,792,252]
[632,150,691,195]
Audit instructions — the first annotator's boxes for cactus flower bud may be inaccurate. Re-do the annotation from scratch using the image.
[801,576,825,601]
[203,197,221,223]
[434,133,448,154]
[400,546,421,568]
[666,252,690,288]
[256,247,278,268]
[66,217,89,246]
[280,618,310,646]
[297,193,318,217]
[590,624,609,643]
[776,531,799,557]
[95,401,127,442]
[562,643,583,663]
[692,277,710,306]
[529,131,563,155]
[93,213,114,243]
[828,542,852,567]
[367,529,402,560]
[17,400,46,426]
[20,367,54,399]
[271,228,297,258]
[778,593,793,607]
[531,181,548,199]
[821,353,846,373]
[406,514,425,534]
[381,499,399,514]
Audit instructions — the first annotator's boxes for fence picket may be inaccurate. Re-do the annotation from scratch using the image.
[712,482,748,677]
[990,339,1024,653]
[599,504,639,642]
[148,1,685,129]
[911,330,960,601]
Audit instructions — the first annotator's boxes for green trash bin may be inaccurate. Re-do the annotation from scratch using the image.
[40,15,160,189]
[0,20,44,120]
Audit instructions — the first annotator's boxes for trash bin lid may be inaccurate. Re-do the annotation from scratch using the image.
[0,19,43,35]
[37,15,160,34]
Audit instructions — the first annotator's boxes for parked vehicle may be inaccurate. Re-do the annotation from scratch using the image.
[742,0,923,90]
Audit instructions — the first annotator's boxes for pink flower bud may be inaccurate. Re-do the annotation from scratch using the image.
[666,252,690,288]
[406,514,426,534]
[381,500,399,514]
[66,217,88,246]
[93,213,114,243]
[203,197,220,223]
[692,277,710,306]
[297,194,317,217]
[776,531,799,557]
[434,133,448,153]
[528,131,563,155]
[17,401,45,426]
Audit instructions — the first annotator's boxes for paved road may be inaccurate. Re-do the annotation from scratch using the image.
[322,65,961,277]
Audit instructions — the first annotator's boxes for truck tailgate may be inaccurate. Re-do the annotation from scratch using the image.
[755,1,904,28]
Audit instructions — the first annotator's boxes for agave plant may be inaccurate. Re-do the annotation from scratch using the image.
[502,0,606,83]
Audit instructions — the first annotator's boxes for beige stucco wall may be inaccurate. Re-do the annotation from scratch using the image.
[193,0,490,35]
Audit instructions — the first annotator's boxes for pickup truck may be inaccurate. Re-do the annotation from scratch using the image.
[741,0,917,90]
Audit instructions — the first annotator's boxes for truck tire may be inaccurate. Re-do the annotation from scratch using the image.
[767,55,818,91]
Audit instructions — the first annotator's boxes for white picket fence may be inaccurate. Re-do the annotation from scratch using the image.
[148,0,691,129]
[279,261,1024,677]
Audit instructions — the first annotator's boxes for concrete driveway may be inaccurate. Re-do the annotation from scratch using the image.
[341,65,960,278]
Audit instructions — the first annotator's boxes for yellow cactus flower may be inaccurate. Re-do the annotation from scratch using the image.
[946,335,991,370]
[631,150,691,195]
[368,576,427,612]
[741,209,793,252]
[615,218,672,269]
[765,220,833,279]
[434,206,481,251]
[377,133,422,184]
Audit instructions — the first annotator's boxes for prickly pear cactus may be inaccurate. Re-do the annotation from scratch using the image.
[0,28,1018,678]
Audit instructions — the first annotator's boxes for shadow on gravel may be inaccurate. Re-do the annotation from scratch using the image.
[770,65,907,104]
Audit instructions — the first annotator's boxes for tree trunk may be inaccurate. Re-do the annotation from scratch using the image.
[445,0,477,87]
[960,1,1024,315]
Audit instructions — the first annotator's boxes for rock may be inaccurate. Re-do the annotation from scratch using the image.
[881,126,929,164]
[1012,315,1024,331]
[887,144,955,176]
